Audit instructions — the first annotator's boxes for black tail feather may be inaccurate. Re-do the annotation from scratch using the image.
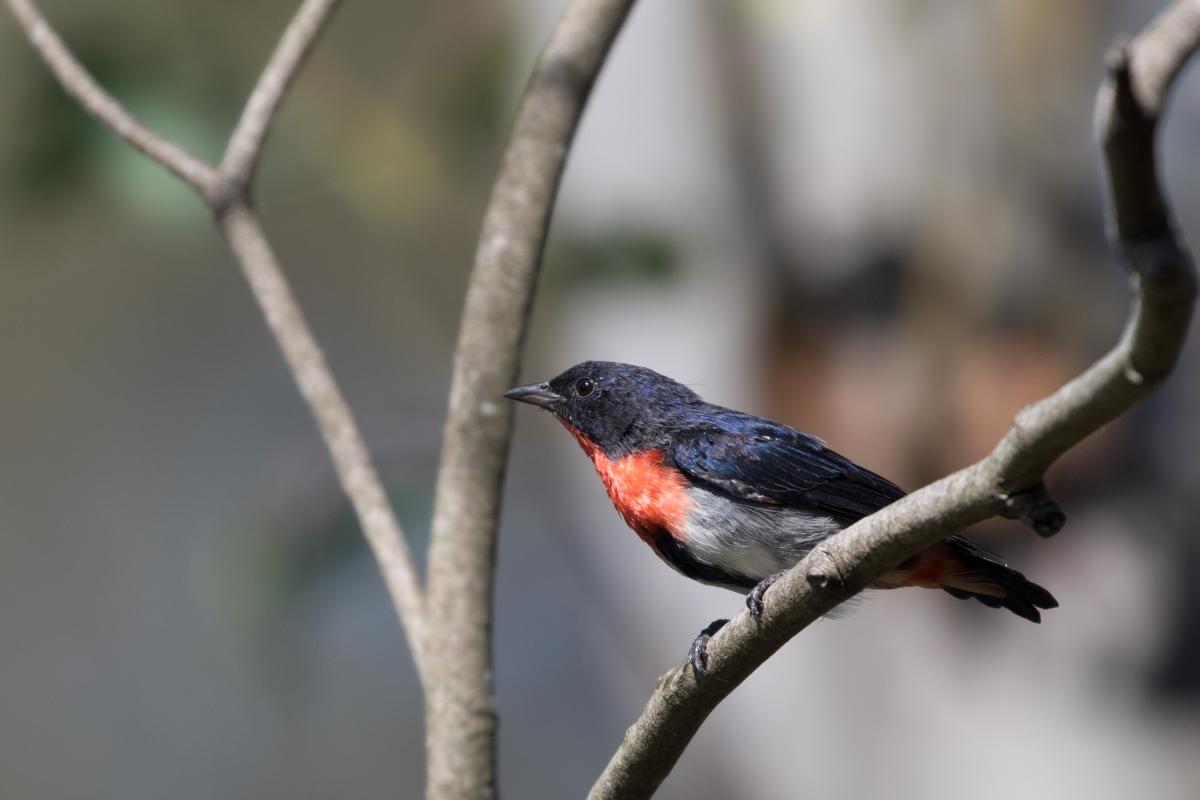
[941,536,1058,623]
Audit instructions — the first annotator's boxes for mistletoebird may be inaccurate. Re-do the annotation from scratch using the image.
[506,361,1057,672]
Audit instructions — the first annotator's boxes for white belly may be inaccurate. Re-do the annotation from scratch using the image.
[679,489,842,588]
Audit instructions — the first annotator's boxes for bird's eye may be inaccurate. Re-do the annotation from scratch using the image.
[575,377,595,397]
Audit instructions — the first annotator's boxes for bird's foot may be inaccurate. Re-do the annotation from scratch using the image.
[746,570,789,621]
[688,618,729,676]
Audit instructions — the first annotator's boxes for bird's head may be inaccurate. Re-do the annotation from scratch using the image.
[505,360,701,456]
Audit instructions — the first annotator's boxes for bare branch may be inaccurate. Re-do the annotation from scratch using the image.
[3,0,217,195]
[422,0,638,797]
[217,0,344,200]
[6,0,429,677]
[213,0,429,672]
[1126,0,1200,116]
[999,482,1065,538]
[220,202,427,670]
[589,2,1200,797]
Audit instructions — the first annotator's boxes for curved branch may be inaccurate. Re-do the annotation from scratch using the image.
[422,1,638,797]
[588,2,1200,797]
[217,0,344,201]
[3,0,217,194]
[6,0,429,677]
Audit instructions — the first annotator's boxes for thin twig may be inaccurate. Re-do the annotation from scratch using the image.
[219,202,427,667]
[4,0,217,194]
[217,0,344,200]
[215,0,428,673]
[422,1,639,797]
[588,1,1200,797]
[5,0,429,678]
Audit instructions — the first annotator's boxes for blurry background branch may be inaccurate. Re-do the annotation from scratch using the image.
[589,1,1199,797]
[423,1,637,797]
[217,0,344,198]
[6,0,643,795]
[3,0,430,679]
[3,0,216,193]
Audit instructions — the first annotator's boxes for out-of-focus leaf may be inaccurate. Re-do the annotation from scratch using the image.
[336,110,445,223]
[3,32,223,224]
[4,44,117,200]
[549,228,679,288]
[93,92,221,230]
[433,24,516,166]
[211,478,431,664]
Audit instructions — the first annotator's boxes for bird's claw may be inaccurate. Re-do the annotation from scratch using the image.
[746,570,788,621]
[688,618,729,676]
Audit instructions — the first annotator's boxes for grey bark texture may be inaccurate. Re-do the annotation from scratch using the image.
[588,2,1200,797]
[422,2,638,797]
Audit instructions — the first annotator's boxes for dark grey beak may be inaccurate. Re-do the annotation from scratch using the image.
[503,382,564,409]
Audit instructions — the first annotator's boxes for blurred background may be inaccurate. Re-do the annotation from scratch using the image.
[2,0,1199,797]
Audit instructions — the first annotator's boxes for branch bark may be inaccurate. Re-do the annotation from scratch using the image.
[218,200,428,675]
[5,0,429,678]
[216,0,343,202]
[589,2,1200,798]
[422,2,638,797]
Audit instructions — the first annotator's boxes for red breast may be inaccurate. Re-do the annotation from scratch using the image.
[560,421,694,546]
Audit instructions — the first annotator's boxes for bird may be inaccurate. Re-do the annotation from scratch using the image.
[505,360,1057,673]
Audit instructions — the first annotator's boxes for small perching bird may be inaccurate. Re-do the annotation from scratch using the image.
[507,361,1057,672]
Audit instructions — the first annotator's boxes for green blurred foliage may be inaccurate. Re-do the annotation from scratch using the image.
[549,228,679,288]
[435,23,516,168]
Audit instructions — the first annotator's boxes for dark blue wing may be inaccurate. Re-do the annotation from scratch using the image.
[670,413,906,525]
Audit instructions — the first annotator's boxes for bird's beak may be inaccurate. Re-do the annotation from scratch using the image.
[503,382,564,409]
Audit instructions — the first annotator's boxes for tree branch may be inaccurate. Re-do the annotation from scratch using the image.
[219,200,428,674]
[588,2,1200,797]
[5,0,428,678]
[422,1,638,797]
[3,0,217,195]
[217,0,344,202]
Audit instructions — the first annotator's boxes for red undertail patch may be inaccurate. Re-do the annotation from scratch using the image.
[876,543,962,590]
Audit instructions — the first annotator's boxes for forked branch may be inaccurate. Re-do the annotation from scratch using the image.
[4,0,216,194]
[5,0,428,677]
[216,0,343,204]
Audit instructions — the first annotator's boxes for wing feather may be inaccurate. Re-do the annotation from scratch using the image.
[670,414,906,526]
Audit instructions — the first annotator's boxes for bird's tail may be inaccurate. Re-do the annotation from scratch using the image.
[883,535,1058,623]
